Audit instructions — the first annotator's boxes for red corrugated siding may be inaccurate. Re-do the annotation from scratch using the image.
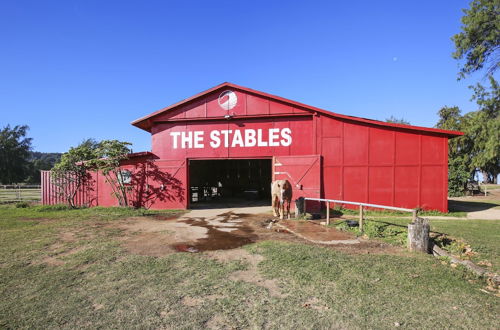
[42,86,452,212]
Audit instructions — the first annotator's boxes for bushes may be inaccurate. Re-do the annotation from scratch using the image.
[334,219,408,246]
[15,201,30,208]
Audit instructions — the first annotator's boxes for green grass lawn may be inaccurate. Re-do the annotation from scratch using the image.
[334,217,500,274]
[0,205,498,329]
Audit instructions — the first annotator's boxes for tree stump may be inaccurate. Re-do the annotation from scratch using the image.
[407,217,430,253]
[295,197,305,218]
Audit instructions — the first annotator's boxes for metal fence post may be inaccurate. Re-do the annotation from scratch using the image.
[359,205,364,232]
[326,201,330,225]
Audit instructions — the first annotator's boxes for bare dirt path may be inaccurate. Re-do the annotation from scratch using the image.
[116,205,400,257]
[449,188,500,220]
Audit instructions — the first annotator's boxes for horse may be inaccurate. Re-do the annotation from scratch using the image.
[271,180,293,220]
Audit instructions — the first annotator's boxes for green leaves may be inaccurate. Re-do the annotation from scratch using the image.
[52,139,132,207]
[436,77,500,195]
[452,0,500,78]
[90,140,132,207]
[0,125,32,184]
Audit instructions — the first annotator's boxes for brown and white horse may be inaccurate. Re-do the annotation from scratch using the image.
[271,180,293,219]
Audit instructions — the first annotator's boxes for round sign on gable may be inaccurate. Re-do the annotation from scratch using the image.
[218,90,238,110]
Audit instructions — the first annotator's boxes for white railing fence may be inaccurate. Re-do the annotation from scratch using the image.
[303,197,418,231]
[0,185,41,202]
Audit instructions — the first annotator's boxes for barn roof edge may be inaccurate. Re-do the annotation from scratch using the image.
[131,82,463,137]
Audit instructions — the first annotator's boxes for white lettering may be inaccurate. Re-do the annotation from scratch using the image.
[210,130,221,148]
[181,131,192,149]
[269,128,280,147]
[194,131,204,148]
[220,130,232,148]
[281,128,292,146]
[244,129,256,147]
[257,129,268,147]
[232,130,244,147]
[171,128,292,149]
[170,132,181,149]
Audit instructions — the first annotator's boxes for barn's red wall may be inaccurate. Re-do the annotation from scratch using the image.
[319,116,448,211]
[42,87,451,212]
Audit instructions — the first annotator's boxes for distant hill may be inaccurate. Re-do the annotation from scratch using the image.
[25,152,62,184]
[29,152,62,165]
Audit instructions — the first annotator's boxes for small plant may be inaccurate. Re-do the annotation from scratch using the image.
[334,219,408,246]
[34,204,73,212]
[432,233,477,260]
[15,201,30,208]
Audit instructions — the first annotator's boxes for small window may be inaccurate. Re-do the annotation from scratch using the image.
[118,170,132,184]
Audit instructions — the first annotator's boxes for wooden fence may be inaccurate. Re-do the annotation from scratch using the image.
[0,185,41,203]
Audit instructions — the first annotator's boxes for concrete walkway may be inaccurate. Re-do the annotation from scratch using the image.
[183,205,271,219]
[466,208,500,220]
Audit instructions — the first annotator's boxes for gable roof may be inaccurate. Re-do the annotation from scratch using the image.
[131,82,463,137]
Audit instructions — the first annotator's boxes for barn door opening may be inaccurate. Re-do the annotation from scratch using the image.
[273,155,321,212]
[188,158,272,208]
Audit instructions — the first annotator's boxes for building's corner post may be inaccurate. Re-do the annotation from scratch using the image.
[295,197,305,219]
[408,217,430,253]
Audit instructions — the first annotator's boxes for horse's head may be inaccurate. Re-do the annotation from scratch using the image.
[279,180,291,203]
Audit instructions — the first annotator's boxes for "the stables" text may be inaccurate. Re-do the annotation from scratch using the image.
[169,128,292,149]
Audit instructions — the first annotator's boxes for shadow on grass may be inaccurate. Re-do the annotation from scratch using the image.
[448,200,499,213]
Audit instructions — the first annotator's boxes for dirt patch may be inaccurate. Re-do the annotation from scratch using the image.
[206,314,231,330]
[41,256,66,266]
[171,214,258,252]
[205,248,285,298]
[278,220,359,244]
[60,232,77,242]
[116,211,405,257]
[123,232,176,257]
[303,297,330,311]
[38,246,88,266]
[449,190,500,220]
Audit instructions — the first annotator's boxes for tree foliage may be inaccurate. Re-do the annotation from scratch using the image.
[385,116,410,125]
[452,0,500,78]
[91,140,133,207]
[467,76,500,182]
[0,125,32,184]
[52,139,99,208]
[25,152,62,184]
[436,107,472,196]
[437,78,500,195]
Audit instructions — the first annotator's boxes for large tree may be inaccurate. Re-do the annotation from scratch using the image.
[436,106,472,196]
[468,76,500,183]
[52,139,99,208]
[452,0,500,79]
[0,125,32,184]
[91,140,133,207]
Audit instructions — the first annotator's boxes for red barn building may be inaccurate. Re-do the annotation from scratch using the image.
[42,82,462,212]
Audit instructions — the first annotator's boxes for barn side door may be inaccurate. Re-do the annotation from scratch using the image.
[273,155,321,211]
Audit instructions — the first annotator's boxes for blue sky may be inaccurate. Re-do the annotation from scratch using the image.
[0,0,485,152]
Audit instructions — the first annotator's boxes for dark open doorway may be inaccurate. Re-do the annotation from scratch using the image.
[188,158,272,208]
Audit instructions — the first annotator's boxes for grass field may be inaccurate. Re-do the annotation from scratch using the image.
[0,205,498,329]
[334,217,500,274]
